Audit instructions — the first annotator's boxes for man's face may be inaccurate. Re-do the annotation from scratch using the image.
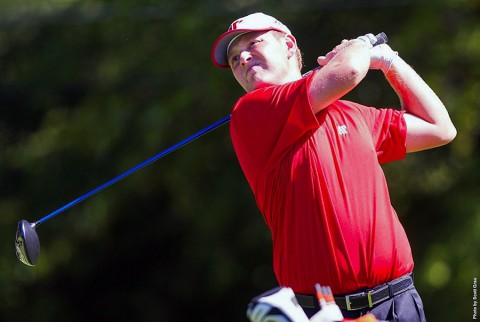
[227,30,293,92]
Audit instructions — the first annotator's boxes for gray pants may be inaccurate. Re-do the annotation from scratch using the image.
[303,287,426,322]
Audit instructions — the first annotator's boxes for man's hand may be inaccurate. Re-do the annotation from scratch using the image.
[356,33,376,48]
[353,33,397,73]
[369,43,398,73]
[317,39,371,67]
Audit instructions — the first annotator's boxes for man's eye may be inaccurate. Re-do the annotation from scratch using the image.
[230,55,240,66]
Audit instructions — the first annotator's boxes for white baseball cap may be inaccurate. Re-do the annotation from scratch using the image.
[211,12,292,69]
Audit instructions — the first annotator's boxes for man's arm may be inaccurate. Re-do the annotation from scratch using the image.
[377,47,457,152]
[311,39,371,114]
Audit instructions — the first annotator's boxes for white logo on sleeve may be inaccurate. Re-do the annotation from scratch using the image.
[337,125,348,135]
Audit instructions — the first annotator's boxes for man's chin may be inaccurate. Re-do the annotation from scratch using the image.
[247,80,271,92]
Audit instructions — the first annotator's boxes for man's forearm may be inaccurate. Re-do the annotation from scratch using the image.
[384,56,456,152]
[310,40,371,114]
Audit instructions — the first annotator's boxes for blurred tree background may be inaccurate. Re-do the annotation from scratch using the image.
[0,0,478,321]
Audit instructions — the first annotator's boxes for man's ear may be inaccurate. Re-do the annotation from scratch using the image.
[284,34,297,58]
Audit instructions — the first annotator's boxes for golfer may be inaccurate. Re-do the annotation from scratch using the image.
[211,12,456,321]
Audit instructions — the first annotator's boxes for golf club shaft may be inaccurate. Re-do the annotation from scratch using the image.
[35,115,231,225]
[34,32,387,226]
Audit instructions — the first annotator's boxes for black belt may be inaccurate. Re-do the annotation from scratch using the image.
[296,273,414,311]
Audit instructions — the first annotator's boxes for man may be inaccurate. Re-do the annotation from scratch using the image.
[211,12,456,321]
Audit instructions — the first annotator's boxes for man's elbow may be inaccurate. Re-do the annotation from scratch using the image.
[437,123,457,146]
[444,125,457,143]
[344,59,369,86]
[329,56,369,87]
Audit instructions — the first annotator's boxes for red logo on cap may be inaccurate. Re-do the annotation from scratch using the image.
[228,19,243,31]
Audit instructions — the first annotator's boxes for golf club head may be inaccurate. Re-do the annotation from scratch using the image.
[15,220,40,266]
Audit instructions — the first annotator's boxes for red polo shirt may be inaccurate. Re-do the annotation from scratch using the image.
[230,71,414,294]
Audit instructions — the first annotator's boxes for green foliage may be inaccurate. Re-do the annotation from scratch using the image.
[1,1,478,321]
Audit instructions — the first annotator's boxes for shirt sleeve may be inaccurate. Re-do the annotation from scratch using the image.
[354,103,407,164]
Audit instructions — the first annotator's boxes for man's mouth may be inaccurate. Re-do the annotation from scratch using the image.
[245,64,261,78]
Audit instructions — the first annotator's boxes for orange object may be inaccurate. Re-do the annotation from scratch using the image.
[344,313,378,321]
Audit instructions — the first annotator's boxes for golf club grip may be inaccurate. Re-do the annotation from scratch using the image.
[373,32,388,46]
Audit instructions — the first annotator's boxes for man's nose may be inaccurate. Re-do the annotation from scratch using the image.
[239,51,251,66]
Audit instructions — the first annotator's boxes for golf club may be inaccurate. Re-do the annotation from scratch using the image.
[15,32,388,266]
[15,115,231,266]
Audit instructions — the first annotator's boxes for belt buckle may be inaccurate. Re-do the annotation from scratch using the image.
[367,290,374,308]
[345,291,373,311]
[345,294,353,311]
